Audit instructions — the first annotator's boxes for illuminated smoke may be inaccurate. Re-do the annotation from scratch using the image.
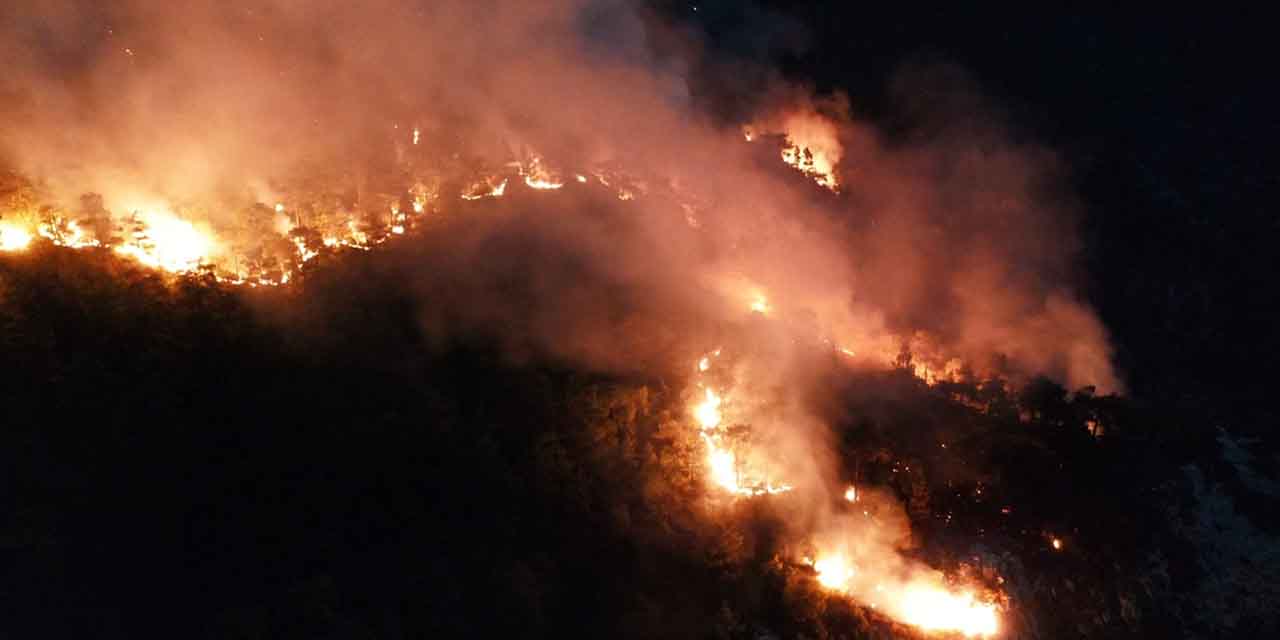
[0,0,1122,633]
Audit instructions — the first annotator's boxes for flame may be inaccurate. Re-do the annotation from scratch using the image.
[777,112,841,191]
[1051,537,1063,551]
[691,357,793,497]
[412,127,420,146]
[293,236,319,263]
[114,210,215,273]
[912,358,965,386]
[693,387,722,430]
[749,294,770,314]
[0,223,33,251]
[812,554,855,591]
[806,548,1001,637]
[897,584,999,637]
[520,154,564,190]
[525,176,564,190]
[462,177,507,200]
[843,486,858,502]
[38,218,100,249]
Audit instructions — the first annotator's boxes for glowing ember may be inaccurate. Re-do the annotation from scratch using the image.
[412,200,425,213]
[412,127,420,145]
[274,202,285,213]
[843,486,858,502]
[293,236,319,263]
[0,223,33,251]
[698,356,711,372]
[1052,538,1063,551]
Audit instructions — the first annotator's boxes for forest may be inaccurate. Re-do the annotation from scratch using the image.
[4,2,1279,638]
[3,232,1275,638]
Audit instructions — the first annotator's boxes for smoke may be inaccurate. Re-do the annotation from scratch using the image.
[2,0,1115,627]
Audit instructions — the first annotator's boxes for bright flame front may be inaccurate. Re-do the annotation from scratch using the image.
[114,210,215,273]
[0,223,33,251]
[897,584,1000,637]
[691,355,792,497]
[812,554,855,592]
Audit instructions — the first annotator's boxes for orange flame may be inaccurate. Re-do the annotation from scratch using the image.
[691,355,793,497]
[0,223,33,252]
[114,210,215,273]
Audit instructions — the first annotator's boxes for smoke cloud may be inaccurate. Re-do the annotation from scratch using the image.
[2,0,1117,628]
[1,0,1117,391]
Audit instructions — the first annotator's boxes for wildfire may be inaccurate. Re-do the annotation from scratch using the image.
[691,355,793,497]
[749,294,770,314]
[812,554,855,591]
[693,387,722,430]
[776,111,842,191]
[912,358,965,386]
[519,154,564,190]
[462,177,508,200]
[897,584,1000,637]
[0,223,33,251]
[114,210,215,273]
[687,343,1000,635]
[805,550,1000,637]
[39,219,101,249]
[0,116,1017,638]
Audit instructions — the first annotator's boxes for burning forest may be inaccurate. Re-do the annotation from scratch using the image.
[3,2,1276,639]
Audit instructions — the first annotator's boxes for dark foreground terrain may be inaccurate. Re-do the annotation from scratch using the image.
[3,243,1277,639]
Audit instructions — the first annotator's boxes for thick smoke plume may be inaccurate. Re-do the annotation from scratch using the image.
[2,0,1118,629]
[0,0,1118,392]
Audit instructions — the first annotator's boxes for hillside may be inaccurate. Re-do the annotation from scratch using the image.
[4,243,1275,638]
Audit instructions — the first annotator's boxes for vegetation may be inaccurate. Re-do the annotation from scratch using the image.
[2,243,1275,639]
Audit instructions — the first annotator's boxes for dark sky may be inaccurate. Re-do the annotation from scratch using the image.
[661,2,1279,433]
